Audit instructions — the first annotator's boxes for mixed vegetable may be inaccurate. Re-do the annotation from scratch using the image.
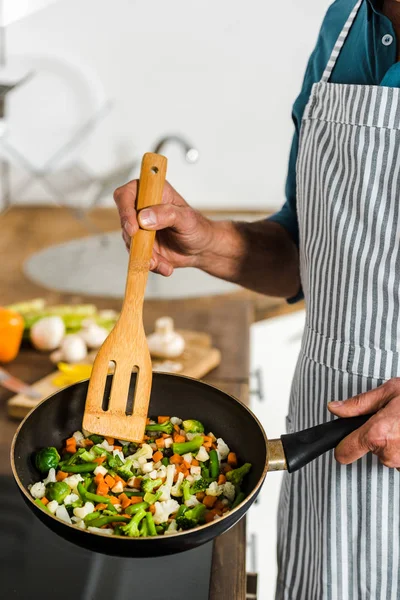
[29,417,251,537]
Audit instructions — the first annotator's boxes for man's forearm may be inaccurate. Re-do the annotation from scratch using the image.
[197,219,301,298]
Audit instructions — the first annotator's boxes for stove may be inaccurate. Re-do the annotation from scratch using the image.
[0,476,213,600]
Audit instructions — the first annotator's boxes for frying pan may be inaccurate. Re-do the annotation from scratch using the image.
[11,372,369,557]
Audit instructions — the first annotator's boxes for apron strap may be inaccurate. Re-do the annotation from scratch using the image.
[321,0,364,83]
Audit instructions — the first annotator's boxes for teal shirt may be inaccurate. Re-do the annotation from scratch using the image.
[270,0,400,250]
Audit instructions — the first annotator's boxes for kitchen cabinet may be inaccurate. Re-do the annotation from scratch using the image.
[247,309,306,599]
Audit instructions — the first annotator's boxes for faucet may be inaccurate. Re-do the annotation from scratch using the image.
[151,134,199,164]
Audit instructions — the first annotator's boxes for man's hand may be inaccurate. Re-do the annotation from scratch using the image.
[114,180,216,276]
[113,178,300,297]
[328,379,400,468]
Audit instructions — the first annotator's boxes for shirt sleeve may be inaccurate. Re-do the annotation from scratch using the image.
[268,0,347,302]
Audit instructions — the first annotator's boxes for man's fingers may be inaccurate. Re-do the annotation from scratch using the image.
[328,382,396,417]
[114,181,139,234]
[150,250,174,277]
[138,204,189,232]
[334,428,370,464]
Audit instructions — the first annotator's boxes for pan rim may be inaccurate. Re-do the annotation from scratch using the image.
[10,371,269,542]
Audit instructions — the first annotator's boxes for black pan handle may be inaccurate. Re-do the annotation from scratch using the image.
[281,415,371,473]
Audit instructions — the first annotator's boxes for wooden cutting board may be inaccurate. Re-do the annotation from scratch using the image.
[7,330,221,420]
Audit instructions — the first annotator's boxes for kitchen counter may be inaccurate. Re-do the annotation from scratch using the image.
[0,206,304,320]
[0,205,303,598]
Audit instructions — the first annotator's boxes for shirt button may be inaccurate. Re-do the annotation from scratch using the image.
[382,34,393,46]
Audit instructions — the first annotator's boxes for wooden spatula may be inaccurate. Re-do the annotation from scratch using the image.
[83,152,167,442]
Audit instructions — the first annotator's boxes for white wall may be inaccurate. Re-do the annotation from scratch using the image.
[5,0,330,210]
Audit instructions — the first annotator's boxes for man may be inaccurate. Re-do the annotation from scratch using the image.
[114,1,400,597]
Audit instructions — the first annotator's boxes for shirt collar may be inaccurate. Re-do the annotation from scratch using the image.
[367,0,383,14]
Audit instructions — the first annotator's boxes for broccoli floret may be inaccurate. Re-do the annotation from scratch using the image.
[143,490,162,505]
[142,478,163,493]
[145,421,174,435]
[182,419,204,434]
[189,477,209,494]
[172,436,204,456]
[116,465,134,481]
[121,508,147,537]
[131,444,153,461]
[181,479,192,502]
[176,504,206,530]
[226,463,252,488]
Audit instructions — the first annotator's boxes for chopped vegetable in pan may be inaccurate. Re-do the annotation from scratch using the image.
[29,417,252,537]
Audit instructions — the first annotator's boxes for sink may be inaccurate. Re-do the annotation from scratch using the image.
[23,232,239,299]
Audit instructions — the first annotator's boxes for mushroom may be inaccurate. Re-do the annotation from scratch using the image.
[147,317,185,359]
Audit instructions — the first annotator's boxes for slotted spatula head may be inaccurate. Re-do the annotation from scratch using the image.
[83,152,167,442]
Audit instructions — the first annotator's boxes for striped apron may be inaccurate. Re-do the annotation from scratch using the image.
[276,1,400,598]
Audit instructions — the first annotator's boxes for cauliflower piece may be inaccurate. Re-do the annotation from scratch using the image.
[164,519,178,535]
[171,472,185,497]
[73,502,95,519]
[141,461,154,475]
[99,439,114,453]
[170,417,182,426]
[149,469,159,480]
[190,466,201,477]
[30,482,46,499]
[127,476,140,489]
[206,481,223,497]
[184,495,200,508]
[164,437,173,449]
[153,461,162,469]
[223,482,235,502]
[153,499,180,525]
[64,493,79,506]
[72,430,86,447]
[156,464,167,479]
[207,432,217,442]
[186,432,198,441]
[63,474,84,491]
[47,500,58,514]
[158,464,176,501]
[56,504,72,524]
[182,453,192,464]
[196,446,209,462]
[113,449,125,463]
[71,517,87,530]
[88,527,114,535]
[217,438,230,461]
[185,474,195,484]
[43,468,56,485]
[111,481,124,494]
[131,443,153,461]
[94,465,108,477]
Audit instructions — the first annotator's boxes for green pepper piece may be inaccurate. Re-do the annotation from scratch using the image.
[201,466,210,479]
[124,501,149,515]
[121,490,143,498]
[89,434,104,445]
[87,515,129,528]
[62,463,97,473]
[231,491,246,509]
[84,511,101,524]
[145,512,157,536]
[34,498,51,513]
[155,525,164,534]
[161,457,169,467]
[209,449,220,479]
[77,482,110,504]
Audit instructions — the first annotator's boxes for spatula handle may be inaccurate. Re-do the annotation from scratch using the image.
[122,153,167,315]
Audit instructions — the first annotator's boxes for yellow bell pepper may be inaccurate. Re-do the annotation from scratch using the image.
[52,362,93,387]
